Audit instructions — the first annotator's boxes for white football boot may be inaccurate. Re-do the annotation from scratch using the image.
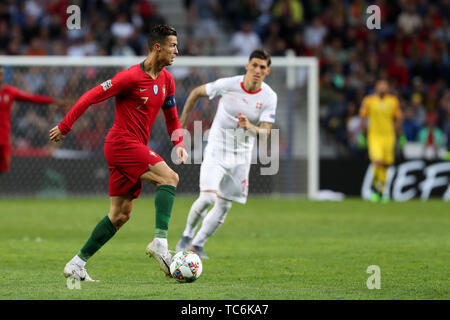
[63,261,98,282]
[175,236,192,251]
[146,239,172,276]
[190,245,209,260]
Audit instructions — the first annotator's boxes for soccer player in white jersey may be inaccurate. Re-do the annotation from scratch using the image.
[176,49,277,258]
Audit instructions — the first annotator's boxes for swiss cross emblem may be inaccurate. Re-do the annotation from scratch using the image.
[256,102,262,109]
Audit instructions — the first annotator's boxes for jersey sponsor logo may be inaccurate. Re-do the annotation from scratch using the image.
[101,79,112,91]
[149,150,156,157]
[139,88,147,92]
[256,102,262,110]
[162,85,166,96]
[153,85,158,96]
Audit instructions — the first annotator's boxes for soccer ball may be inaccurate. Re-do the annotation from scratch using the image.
[170,250,202,283]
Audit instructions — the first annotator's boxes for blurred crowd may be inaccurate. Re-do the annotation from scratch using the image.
[6,65,119,154]
[5,64,218,158]
[0,0,167,56]
[183,0,449,157]
[0,0,449,157]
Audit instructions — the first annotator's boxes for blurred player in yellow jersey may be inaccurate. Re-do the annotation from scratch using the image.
[358,80,405,203]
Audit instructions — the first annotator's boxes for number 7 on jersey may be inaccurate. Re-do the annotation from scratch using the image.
[137,97,148,109]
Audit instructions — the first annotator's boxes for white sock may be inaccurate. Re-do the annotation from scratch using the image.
[71,255,86,268]
[154,237,168,249]
[191,197,232,247]
[182,192,217,238]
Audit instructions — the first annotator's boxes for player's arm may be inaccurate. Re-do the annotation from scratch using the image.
[238,92,277,136]
[393,97,406,147]
[49,71,131,142]
[12,87,66,107]
[162,94,188,164]
[358,97,369,148]
[179,84,208,128]
[237,113,273,136]
[359,97,369,134]
[13,87,54,104]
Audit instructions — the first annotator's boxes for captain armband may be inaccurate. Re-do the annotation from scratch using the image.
[162,95,176,109]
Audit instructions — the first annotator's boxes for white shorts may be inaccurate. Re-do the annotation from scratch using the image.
[199,153,251,204]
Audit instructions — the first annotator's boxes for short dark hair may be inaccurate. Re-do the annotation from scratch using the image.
[249,49,271,67]
[147,24,177,51]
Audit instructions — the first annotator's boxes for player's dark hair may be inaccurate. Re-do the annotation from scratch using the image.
[147,24,177,51]
[249,49,271,67]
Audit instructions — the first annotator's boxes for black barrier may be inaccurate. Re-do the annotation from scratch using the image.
[3,157,448,200]
[321,159,450,201]
[0,156,276,197]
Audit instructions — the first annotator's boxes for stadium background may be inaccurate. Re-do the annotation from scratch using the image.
[0,0,449,199]
[0,0,449,302]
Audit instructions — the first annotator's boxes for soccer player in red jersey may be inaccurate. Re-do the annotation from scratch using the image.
[0,66,64,175]
[49,25,188,282]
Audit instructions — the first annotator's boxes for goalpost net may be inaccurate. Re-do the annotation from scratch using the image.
[0,54,319,199]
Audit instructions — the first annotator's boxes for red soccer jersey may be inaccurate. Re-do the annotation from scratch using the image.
[0,84,54,145]
[58,62,184,147]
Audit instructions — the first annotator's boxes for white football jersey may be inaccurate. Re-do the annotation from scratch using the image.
[205,75,277,159]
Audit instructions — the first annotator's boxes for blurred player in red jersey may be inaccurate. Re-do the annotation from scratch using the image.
[0,66,64,175]
[49,25,188,282]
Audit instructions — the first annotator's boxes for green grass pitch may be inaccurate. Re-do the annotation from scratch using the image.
[0,197,448,300]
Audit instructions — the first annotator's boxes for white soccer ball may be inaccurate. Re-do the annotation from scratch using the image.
[170,250,202,283]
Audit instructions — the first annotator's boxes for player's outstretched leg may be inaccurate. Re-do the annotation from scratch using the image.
[370,163,389,203]
[370,164,381,202]
[377,165,389,203]
[64,255,98,282]
[190,197,232,259]
[176,191,217,251]
[64,196,132,282]
[146,185,177,275]
[141,163,179,275]
[64,216,117,282]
